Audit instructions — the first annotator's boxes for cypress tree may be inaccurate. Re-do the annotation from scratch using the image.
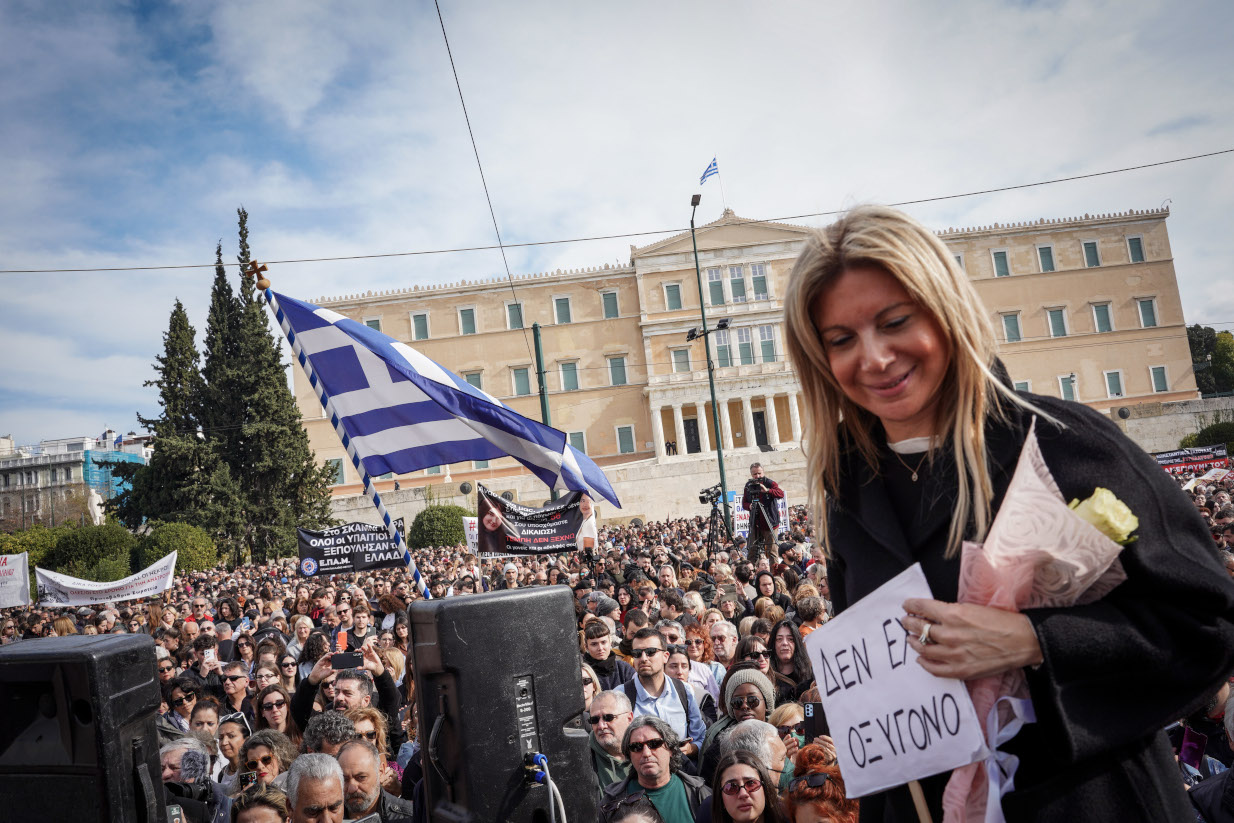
[201,242,244,438]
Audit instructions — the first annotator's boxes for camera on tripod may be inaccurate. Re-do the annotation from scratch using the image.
[699,484,723,505]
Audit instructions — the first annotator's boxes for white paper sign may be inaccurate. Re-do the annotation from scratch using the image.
[0,552,32,608]
[803,563,987,798]
[463,517,478,553]
[35,551,178,607]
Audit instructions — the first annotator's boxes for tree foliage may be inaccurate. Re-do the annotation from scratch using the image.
[1181,421,1234,455]
[138,521,218,572]
[44,523,136,580]
[407,505,472,550]
[1187,324,1234,394]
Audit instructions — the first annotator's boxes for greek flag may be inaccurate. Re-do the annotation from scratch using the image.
[700,157,718,185]
[271,292,621,507]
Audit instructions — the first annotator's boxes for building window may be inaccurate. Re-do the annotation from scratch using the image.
[507,302,524,330]
[954,253,964,270]
[555,297,572,324]
[1092,303,1113,333]
[459,307,476,335]
[473,460,489,469]
[411,312,430,340]
[1002,313,1022,343]
[992,250,1010,278]
[672,349,691,373]
[1127,236,1145,263]
[463,372,482,390]
[1083,241,1101,268]
[49,468,56,482]
[512,367,531,397]
[364,318,382,332]
[427,465,442,475]
[1058,374,1077,402]
[377,472,393,480]
[1150,365,1168,393]
[1138,298,1158,328]
[1104,370,1125,398]
[568,432,586,454]
[729,266,746,302]
[616,425,635,455]
[665,283,683,311]
[609,356,628,386]
[1037,245,1056,273]
[64,467,72,481]
[751,263,769,300]
[1013,380,1031,392]
[326,458,345,485]
[736,327,755,365]
[715,330,732,368]
[602,291,619,319]
[759,325,776,363]
[560,362,579,392]
[707,268,725,306]
[1047,308,1068,338]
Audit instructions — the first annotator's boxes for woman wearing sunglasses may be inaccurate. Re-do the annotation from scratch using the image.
[237,729,295,790]
[711,750,786,823]
[233,631,256,671]
[701,664,776,788]
[156,676,200,745]
[255,683,301,749]
[276,654,298,693]
[215,711,251,791]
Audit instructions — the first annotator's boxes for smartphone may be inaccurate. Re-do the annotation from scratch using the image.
[167,804,185,823]
[238,771,258,791]
[332,651,363,669]
[803,702,829,741]
[203,648,216,665]
[337,630,349,652]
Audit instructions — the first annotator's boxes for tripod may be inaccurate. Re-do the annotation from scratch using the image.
[705,497,730,556]
[748,499,777,563]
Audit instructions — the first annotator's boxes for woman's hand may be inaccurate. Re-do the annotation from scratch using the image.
[380,763,401,794]
[901,598,1043,680]
[781,732,799,762]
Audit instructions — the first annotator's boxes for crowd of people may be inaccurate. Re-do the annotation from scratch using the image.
[3,461,1232,823]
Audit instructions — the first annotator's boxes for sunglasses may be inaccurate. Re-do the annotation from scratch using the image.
[787,773,831,793]
[158,665,175,674]
[224,674,247,683]
[172,694,197,707]
[219,712,251,732]
[778,722,806,737]
[262,699,287,712]
[685,638,705,647]
[628,738,667,753]
[280,661,297,669]
[588,713,622,725]
[630,647,664,659]
[730,695,763,711]
[236,643,252,650]
[722,777,763,797]
[359,730,378,741]
[744,650,772,660]
[245,754,275,771]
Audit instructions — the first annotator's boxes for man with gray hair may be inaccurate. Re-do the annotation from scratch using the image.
[720,719,788,784]
[161,737,231,823]
[301,710,357,755]
[598,715,710,823]
[338,738,415,821]
[160,737,210,784]
[588,690,635,792]
[286,753,346,823]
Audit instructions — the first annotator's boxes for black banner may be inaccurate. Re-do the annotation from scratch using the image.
[1152,444,1229,475]
[476,485,592,555]
[296,518,406,577]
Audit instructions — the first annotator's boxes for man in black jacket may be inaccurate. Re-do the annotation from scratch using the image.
[599,716,710,823]
[339,739,415,822]
[741,463,784,563]
[583,621,635,690]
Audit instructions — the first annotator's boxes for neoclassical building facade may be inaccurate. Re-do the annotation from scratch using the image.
[297,207,1197,523]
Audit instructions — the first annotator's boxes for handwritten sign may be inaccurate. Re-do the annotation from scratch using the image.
[0,552,31,608]
[463,517,478,553]
[803,563,987,798]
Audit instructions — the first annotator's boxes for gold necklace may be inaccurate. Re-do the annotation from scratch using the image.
[891,449,929,482]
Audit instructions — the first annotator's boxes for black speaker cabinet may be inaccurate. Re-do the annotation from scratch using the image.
[0,634,165,822]
[411,586,596,822]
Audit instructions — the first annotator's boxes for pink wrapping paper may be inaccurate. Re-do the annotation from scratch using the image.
[941,420,1127,823]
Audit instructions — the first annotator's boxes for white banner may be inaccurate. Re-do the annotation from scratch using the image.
[35,551,178,607]
[0,552,32,608]
[727,491,789,539]
[463,517,478,553]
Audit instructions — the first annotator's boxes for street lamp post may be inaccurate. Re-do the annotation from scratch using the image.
[689,194,732,532]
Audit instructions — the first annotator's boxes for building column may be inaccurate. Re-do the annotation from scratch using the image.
[672,404,687,456]
[719,400,734,450]
[651,404,666,460]
[764,394,781,446]
[788,392,803,442]
[741,396,755,449]
[695,401,710,452]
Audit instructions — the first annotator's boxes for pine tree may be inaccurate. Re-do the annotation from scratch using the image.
[200,242,244,437]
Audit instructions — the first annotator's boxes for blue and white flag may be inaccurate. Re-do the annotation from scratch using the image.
[700,157,719,185]
[271,293,621,507]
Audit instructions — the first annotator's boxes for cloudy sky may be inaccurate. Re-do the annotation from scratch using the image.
[2,0,1232,445]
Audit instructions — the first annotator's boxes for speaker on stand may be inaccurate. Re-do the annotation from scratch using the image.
[411,586,595,822]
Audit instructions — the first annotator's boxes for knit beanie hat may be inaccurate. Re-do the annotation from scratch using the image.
[724,668,776,712]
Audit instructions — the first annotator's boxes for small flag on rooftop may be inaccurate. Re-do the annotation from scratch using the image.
[700,157,719,185]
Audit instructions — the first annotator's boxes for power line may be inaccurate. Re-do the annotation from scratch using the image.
[433,0,534,365]
[3,147,1230,276]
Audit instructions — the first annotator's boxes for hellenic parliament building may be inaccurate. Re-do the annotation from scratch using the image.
[295,206,1200,524]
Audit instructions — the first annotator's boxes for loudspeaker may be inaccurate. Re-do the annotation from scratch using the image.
[0,634,165,822]
[411,586,595,823]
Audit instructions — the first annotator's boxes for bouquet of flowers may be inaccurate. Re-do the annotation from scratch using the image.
[941,419,1137,823]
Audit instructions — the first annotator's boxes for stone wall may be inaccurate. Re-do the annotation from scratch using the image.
[1111,397,1234,453]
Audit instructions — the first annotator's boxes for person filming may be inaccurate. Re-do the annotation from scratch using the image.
[742,463,784,562]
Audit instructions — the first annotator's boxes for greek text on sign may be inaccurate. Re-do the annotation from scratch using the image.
[803,563,987,798]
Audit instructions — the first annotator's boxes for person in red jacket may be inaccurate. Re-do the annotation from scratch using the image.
[742,463,784,563]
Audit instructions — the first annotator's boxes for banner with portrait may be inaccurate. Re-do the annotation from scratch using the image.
[296,518,406,577]
[476,484,593,556]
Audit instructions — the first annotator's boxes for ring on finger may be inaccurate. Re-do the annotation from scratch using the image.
[919,621,934,645]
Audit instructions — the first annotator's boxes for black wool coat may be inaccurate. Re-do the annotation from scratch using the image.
[826,394,1234,823]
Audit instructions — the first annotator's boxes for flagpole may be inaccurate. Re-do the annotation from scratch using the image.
[245,262,433,601]
[716,155,728,211]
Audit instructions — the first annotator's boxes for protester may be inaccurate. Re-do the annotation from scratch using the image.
[338,738,415,821]
[711,750,786,823]
[599,716,711,823]
[286,753,346,823]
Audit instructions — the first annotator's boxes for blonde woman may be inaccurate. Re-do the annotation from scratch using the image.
[783,204,1234,820]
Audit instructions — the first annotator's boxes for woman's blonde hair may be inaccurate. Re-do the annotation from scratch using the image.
[784,204,1037,558]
